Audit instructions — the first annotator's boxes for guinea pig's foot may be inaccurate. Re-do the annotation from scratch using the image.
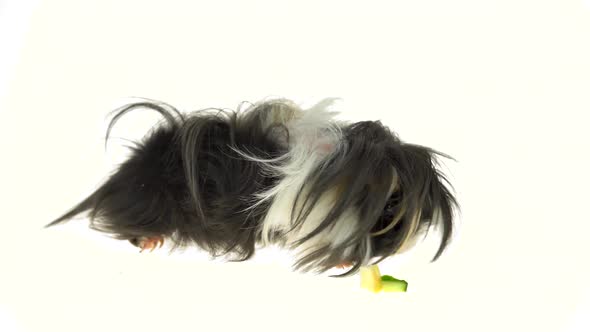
[130,236,164,253]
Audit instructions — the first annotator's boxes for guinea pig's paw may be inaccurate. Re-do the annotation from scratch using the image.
[129,236,164,253]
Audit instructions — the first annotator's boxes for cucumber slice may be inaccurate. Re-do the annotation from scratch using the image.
[360,267,408,293]
[381,275,404,283]
[381,279,408,292]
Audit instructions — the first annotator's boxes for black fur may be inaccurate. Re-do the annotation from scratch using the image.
[47,99,458,276]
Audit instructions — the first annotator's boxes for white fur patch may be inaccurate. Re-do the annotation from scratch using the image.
[244,99,365,263]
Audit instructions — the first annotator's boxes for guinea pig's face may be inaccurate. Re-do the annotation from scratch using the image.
[327,142,456,275]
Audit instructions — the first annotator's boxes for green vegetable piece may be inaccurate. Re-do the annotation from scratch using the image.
[380,276,408,292]
[380,275,402,282]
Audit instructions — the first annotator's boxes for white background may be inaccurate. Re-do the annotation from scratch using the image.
[1,0,589,331]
